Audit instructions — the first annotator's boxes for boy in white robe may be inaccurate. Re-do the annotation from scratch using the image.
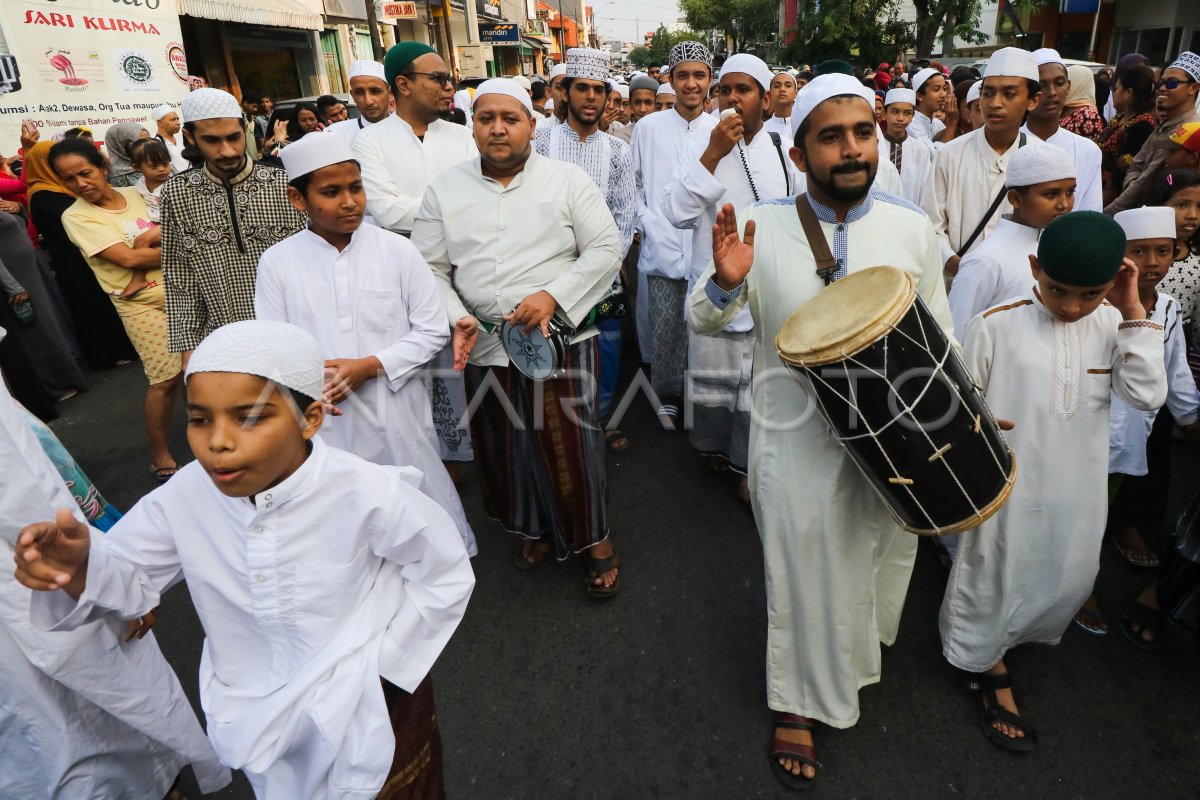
[947,140,1077,341]
[15,320,475,799]
[940,212,1167,752]
[0,331,230,799]
[256,132,476,557]
[879,87,933,207]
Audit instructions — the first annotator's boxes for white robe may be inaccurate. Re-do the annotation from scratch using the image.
[1109,292,1200,476]
[352,114,478,235]
[907,110,946,147]
[157,133,191,173]
[1020,123,1104,212]
[883,133,933,208]
[0,335,229,799]
[940,293,1167,672]
[33,437,474,800]
[255,225,477,556]
[762,115,792,140]
[688,191,955,727]
[946,216,1040,342]
[925,128,1039,265]
[327,115,379,146]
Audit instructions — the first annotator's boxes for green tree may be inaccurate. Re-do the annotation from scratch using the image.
[627,46,652,67]
[911,0,1050,58]
[679,0,778,54]
[782,0,913,67]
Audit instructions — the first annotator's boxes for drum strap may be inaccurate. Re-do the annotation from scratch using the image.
[956,132,1027,258]
[795,194,839,285]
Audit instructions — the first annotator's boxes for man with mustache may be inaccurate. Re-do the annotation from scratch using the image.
[688,73,954,790]
[412,79,625,598]
[1020,48,1103,212]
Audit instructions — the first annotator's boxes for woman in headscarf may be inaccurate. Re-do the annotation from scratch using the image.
[1059,64,1105,140]
[24,141,136,368]
[102,122,150,188]
[1097,64,1157,206]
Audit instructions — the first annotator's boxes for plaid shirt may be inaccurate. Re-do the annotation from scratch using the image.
[160,159,306,352]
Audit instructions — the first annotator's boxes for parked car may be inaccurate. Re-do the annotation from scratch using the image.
[270,93,359,121]
[968,56,1106,75]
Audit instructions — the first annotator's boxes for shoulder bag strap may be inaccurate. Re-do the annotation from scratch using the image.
[795,194,838,284]
[956,132,1027,258]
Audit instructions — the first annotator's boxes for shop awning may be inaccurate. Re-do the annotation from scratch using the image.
[179,0,325,31]
[522,36,546,50]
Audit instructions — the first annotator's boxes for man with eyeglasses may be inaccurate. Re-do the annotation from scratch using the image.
[1107,51,1200,214]
[353,41,480,483]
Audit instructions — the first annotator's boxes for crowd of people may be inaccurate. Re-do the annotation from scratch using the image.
[2,35,1200,799]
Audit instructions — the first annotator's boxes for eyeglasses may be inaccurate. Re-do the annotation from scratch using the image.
[1156,77,1192,91]
[405,71,454,87]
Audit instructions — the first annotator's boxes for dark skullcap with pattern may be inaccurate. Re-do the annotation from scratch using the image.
[1036,211,1127,287]
[668,40,713,72]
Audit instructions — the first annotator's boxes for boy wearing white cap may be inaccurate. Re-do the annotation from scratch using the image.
[15,319,474,800]
[947,140,1077,341]
[925,47,1043,275]
[881,87,934,207]
[654,82,677,112]
[1021,48,1103,212]
[763,71,798,139]
[664,52,801,502]
[908,66,956,145]
[151,103,190,172]
[327,60,392,145]
[256,132,476,557]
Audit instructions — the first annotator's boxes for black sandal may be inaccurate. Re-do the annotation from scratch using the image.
[513,539,551,571]
[1119,601,1163,651]
[977,672,1035,752]
[605,429,630,454]
[769,712,819,790]
[584,553,620,599]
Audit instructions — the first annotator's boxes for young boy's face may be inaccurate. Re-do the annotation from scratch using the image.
[979,77,1040,134]
[1126,237,1177,290]
[136,159,172,186]
[1009,178,1076,229]
[286,161,365,239]
[1030,62,1070,122]
[884,102,914,137]
[1168,184,1200,241]
[1029,255,1115,324]
[186,373,323,498]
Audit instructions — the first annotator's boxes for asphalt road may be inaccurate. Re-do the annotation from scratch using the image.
[42,360,1200,799]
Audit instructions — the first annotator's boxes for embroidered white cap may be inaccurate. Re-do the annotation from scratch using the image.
[790,74,874,137]
[278,131,357,181]
[1004,140,1076,187]
[721,53,774,91]
[186,320,325,401]
[984,47,1039,83]
[1168,51,1200,82]
[1114,206,1179,242]
[180,88,242,122]
[348,60,387,82]
[473,78,535,114]
[565,48,611,82]
[884,88,916,107]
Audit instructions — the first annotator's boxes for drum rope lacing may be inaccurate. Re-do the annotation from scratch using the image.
[799,308,1013,533]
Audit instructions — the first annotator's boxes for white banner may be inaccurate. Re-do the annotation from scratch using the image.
[0,0,190,155]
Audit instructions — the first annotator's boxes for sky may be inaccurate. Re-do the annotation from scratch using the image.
[589,0,685,46]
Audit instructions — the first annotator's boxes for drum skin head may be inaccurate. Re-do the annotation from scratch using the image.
[776,266,917,367]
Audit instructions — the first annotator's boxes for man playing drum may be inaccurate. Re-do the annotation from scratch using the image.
[687,73,955,789]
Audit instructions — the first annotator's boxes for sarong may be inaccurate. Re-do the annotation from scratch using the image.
[465,338,607,557]
[378,675,445,800]
[686,328,754,474]
[646,275,688,400]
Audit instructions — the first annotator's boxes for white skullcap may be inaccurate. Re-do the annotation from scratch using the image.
[1004,140,1076,187]
[180,88,242,122]
[549,64,568,81]
[965,80,981,105]
[1168,51,1200,83]
[984,47,1039,82]
[1114,206,1178,242]
[565,47,610,82]
[544,98,555,111]
[510,75,532,91]
[721,53,773,91]
[473,78,534,114]
[790,74,873,137]
[1033,48,1065,69]
[884,88,915,107]
[630,71,646,80]
[186,321,325,401]
[150,104,175,122]
[656,83,676,97]
[616,84,629,99]
[279,131,357,181]
[774,71,797,86]
[348,60,386,83]
[912,67,939,92]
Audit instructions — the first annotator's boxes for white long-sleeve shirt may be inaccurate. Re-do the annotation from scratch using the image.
[255,225,477,556]
[1021,123,1104,212]
[412,152,622,367]
[882,133,933,209]
[33,437,474,799]
[352,114,477,234]
[947,216,1040,341]
[327,115,379,146]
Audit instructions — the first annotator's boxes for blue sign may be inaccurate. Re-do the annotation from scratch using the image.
[1060,0,1100,13]
[479,23,520,44]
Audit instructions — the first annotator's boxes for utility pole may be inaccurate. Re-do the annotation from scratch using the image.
[365,0,384,61]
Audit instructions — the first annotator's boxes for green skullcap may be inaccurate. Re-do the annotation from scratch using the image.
[384,42,438,89]
[815,59,855,77]
[1036,211,1127,287]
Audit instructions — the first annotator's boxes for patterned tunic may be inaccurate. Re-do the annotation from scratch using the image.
[159,160,306,351]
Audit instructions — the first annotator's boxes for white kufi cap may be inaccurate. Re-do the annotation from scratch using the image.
[186,321,325,401]
[180,88,243,123]
[1114,206,1178,242]
[474,78,534,114]
[1168,51,1200,83]
[656,83,676,97]
[565,48,610,82]
[549,63,568,81]
[348,60,387,83]
[510,75,532,91]
[965,80,981,104]
[279,132,357,181]
[721,53,773,91]
[151,104,175,122]
[984,47,1039,82]
[912,67,939,92]
[884,88,915,107]
[790,74,874,137]
[616,84,629,99]
[1032,48,1065,68]
[1004,140,1076,187]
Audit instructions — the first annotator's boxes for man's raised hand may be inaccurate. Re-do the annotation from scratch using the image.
[13,508,91,596]
[711,203,755,291]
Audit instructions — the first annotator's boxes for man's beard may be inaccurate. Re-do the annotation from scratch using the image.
[809,160,876,203]
[567,99,600,126]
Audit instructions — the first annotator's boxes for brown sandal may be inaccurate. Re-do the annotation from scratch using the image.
[584,553,620,599]
[769,712,819,790]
